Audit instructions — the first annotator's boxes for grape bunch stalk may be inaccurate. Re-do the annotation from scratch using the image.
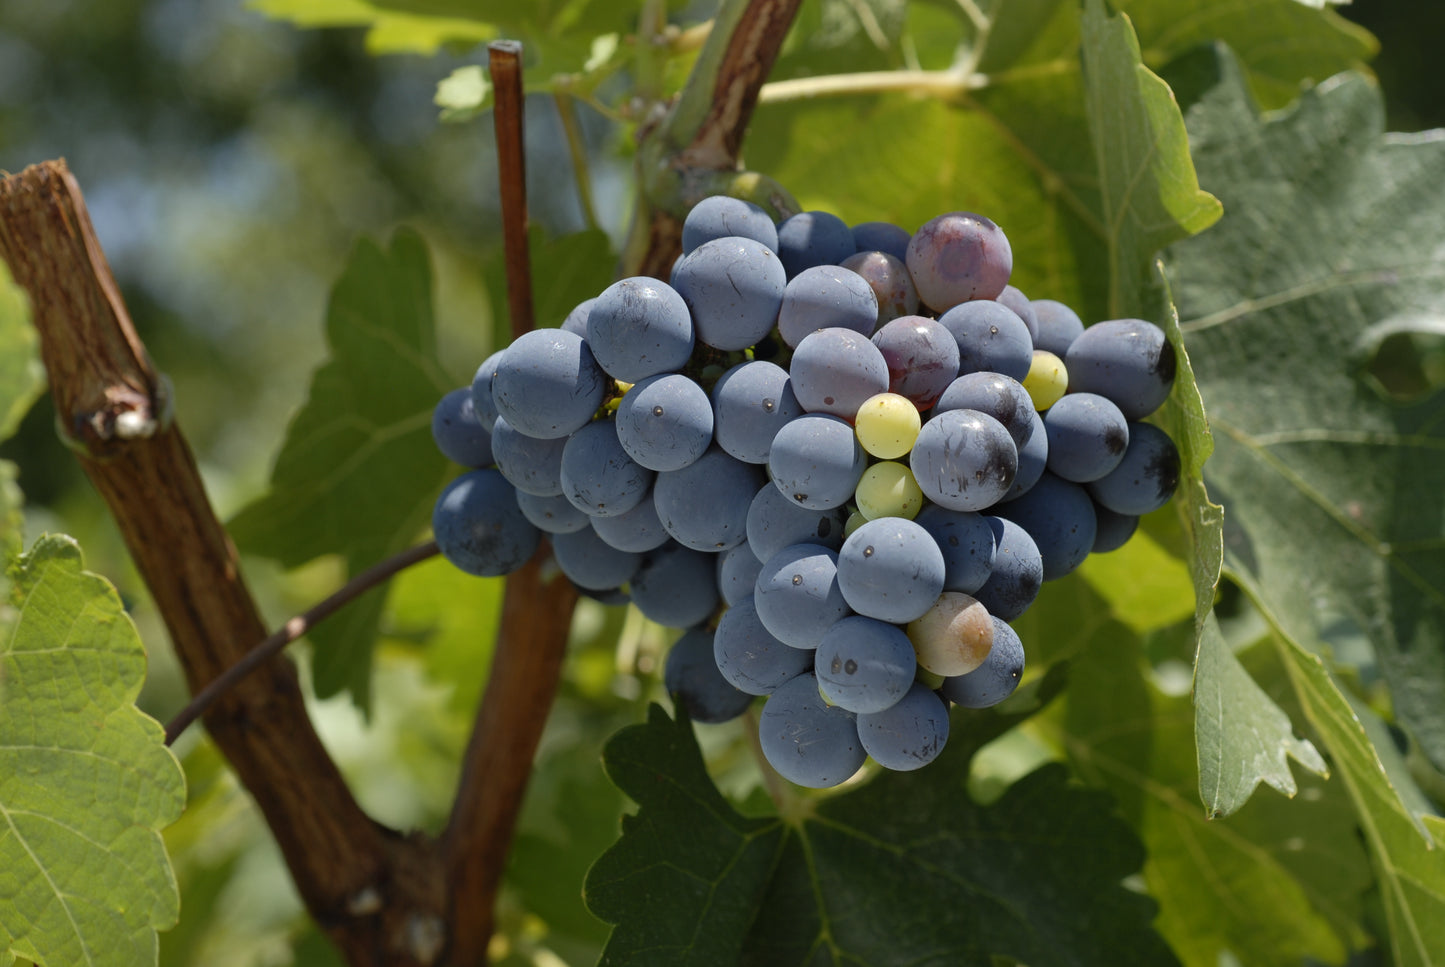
[428,194,1181,789]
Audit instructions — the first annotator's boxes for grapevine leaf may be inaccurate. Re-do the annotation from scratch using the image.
[0,260,42,561]
[1080,0,1223,319]
[586,705,1178,966]
[246,0,495,55]
[753,0,1220,326]
[1059,624,1372,967]
[0,260,42,443]
[1193,612,1326,815]
[250,0,632,67]
[0,535,187,967]
[1167,59,1445,777]
[1276,634,1445,967]
[228,229,452,709]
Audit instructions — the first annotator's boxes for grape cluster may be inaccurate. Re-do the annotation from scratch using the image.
[429,196,1181,788]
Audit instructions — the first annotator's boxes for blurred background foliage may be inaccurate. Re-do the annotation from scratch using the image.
[0,1,1437,964]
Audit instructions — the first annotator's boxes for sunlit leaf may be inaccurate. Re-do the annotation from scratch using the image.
[0,536,187,967]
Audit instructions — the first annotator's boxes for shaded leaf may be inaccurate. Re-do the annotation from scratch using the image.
[0,535,187,967]
[1168,57,1445,775]
[586,705,1177,966]
[1276,634,1445,967]
[1058,621,1371,967]
[229,229,452,708]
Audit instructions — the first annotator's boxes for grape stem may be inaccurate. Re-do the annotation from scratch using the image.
[490,40,534,339]
[162,541,441,746]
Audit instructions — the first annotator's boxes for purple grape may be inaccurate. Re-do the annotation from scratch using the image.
[870,315,960,410]
[1031,299,1085,357]
[840,250,919,328]
[906,211,1012,312]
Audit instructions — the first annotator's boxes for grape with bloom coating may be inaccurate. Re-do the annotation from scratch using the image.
[858,682,950,771]
[815,615,917,714]
[664,627,753,724]
[854,392,921,459]
[789,328,890,419]
[759,672,866,787]
[836,517,946,623]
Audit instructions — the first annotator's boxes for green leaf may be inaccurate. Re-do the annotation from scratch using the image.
[1193,612,1326,816]
[247,0,496,55]
[1080,0,1223,318]
[1167,58,1445,775]
[753,0,1220,325]
[586,705,1178,966]
[229,229,452,708]
[0,261,43,562]
[435,65,492,122]
[0,260,43,443]
[1058,623,1371,967]
[1276,633,1445,967]
[0,535,187,967]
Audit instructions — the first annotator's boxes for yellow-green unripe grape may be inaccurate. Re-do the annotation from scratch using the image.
[854,461,925,520]
[843,510,868,538]
[854,392,922,458]
[1022,350,1068,410]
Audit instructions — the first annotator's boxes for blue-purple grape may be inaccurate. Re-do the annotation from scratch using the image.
[432,469,539,577]
[909,408,1017,512]
[776,210,856,279]
[672,237,787,351]
[857,681,949,771]
[432,387,494,467]
[777,265,879,347]
[664,627,754,724]
[614,373,714,472]
[1043,392,1130,483]
[815,615,916,714]
[711,360,804,464]
[714,597,814,695]
[490,328,608,439]
[759,672,866,787]
[585,277,694,382]
[1064,318,1176,419]
[788,327,890,419]
[768,413,868,510]
[682,195,779,255]
[836,517,946,624]
[1086,421,1181,515]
